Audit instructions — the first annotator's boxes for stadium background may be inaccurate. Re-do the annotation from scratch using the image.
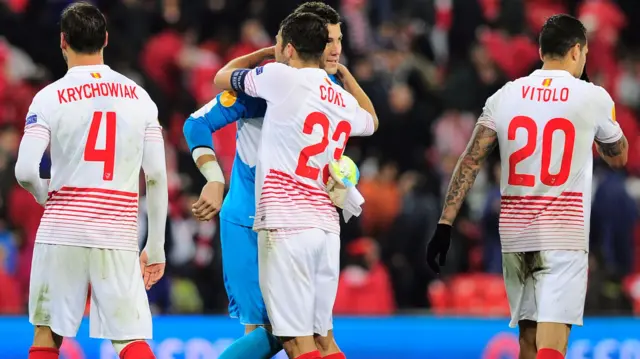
[1,0,640,358]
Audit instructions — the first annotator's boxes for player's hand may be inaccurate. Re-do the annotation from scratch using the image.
[327,177,348,208]
[327,160,348,208]
[139,250,166,290]
[192,181,225,221]
[336,63,350,83]
[426,223,452,274]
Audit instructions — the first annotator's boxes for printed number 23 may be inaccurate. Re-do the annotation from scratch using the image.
[84,111,116,181]
[508,116,575,187]
[295,112,351,184]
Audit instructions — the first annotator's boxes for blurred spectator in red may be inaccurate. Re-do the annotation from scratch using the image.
[359,161,401,237]
[224,20,271,63]
[334,237,395,315]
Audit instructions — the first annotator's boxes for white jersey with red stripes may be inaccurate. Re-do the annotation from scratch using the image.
[477,69,623,252]
[24,64,160,251]
[240,62,375,234]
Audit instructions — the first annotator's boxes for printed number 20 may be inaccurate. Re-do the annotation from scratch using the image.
[84,111,116,181]
[295,112,351,184]
[508,116,575,187]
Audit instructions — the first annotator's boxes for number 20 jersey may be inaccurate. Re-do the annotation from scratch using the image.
[24,65,159,251]
[240,63,375,234]
[477,69,623,253]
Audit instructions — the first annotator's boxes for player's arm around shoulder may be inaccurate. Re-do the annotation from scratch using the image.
[592,85,628,168]
[336,63,379,134]
[213,46,275,92]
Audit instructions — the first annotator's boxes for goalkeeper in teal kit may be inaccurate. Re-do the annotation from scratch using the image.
[183,3,350,358]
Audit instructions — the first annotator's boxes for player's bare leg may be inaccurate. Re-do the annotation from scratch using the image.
[518,320,537,359]
[535,323,571,358]
[29,326,63,359]
[314,331,345,358]
[281,336,320,359]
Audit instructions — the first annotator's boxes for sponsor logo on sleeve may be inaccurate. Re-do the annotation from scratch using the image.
[26,114,37,125]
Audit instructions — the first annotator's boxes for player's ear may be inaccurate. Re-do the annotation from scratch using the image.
[538,48,543,62]
[104,32,109,48]
[285,43,294,59]
[60,33,67,50]
[571,44,581,62]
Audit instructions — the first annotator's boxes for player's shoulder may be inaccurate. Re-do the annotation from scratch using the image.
[108,68,158,112]
[217,90,266,117]
[255,62,294,78]
[580,81,613,105]
[485,80,517,106]
[107,69,151,99]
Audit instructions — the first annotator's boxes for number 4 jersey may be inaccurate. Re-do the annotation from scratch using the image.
[20,64,162,251]
[478,69,623,253]
[236,62,375,234]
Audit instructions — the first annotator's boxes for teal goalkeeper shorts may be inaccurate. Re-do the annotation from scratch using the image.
[220,219,270,325]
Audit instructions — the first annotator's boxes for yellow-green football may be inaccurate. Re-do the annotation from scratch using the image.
[328,155,360,187]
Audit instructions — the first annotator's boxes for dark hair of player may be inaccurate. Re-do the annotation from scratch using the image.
[279,12,328,63]
[60,1,107,54]
[539,14,587,59]
[294,1,341,24]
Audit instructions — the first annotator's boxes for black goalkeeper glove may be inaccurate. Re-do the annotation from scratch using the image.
[426,223,452,274]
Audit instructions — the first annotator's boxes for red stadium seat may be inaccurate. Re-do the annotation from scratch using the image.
[623,274,640,314]
[449,274,485,315]
[479,274,510,316]
[427,279,449,315]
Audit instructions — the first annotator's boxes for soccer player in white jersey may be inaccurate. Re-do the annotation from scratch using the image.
[214,12,378,359]
[14,3,167,359]
[426,14,628,359]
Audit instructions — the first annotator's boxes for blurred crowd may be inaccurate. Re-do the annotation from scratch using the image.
[1,0,640,316]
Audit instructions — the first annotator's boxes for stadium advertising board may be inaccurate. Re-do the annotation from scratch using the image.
[0,316,638,358]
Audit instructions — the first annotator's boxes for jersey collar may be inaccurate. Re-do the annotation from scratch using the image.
[67,64,111,73]
[530,69,573,78]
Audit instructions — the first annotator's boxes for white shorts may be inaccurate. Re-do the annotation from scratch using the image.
[502,250,587,328]
[29,243,152,340]
[258,228,340,337]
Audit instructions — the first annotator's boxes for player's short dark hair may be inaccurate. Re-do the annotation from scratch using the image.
[539,14,587,59]
[294,1,340,24]
[280,12,328,63]
[60,1,107,54]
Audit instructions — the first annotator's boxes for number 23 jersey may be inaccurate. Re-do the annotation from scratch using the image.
[477,69,623,252]
[240,63,375,234]
[24,64,159,251]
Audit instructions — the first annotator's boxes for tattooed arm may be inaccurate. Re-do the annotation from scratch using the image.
[595,135,628,169]
[439,124,498,225]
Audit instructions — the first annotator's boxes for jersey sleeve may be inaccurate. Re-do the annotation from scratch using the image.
[144,100,162,142]
[593,87,623,143]
[477,84,507,131]
[23,94,52,142]
[231,62,295,104]
[15,94,51,205]
[350,106,375,137]
[141,100,168,264]
[183,91,266,151]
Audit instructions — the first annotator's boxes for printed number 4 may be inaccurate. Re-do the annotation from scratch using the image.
[508,116,575,187]
[84,111,116,181]
[295,112,351,183]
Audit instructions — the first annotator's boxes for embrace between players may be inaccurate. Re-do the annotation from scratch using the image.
[13,1,627,359]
